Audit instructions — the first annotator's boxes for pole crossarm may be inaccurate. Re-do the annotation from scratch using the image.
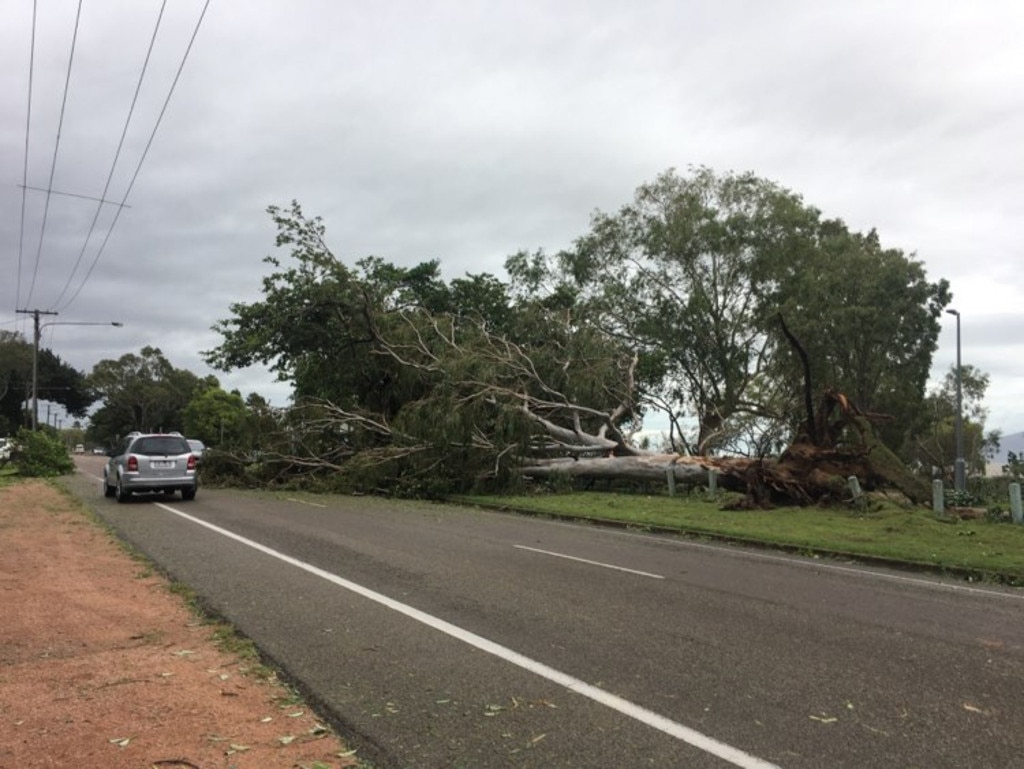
[17,184,132,208]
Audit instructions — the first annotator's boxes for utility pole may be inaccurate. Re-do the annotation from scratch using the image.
[16,308,58,430]
[946,308,965,493]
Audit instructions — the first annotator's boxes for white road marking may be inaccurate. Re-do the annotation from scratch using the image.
[285,497,327,507]
[514,544,664,579]
[154,502,780,769]
[592,525,1024,601]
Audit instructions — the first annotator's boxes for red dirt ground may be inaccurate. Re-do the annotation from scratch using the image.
[0,479,359,769]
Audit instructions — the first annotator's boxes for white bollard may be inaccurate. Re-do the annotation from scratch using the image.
[848,476,863,499]
[932,479,944,515]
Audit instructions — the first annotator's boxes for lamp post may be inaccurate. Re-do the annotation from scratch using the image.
[27,316,123,430]
[945,308,965,493]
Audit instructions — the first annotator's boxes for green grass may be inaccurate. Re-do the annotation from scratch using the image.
[456,491,1024,584]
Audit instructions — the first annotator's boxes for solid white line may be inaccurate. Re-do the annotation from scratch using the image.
[153,502,780,769]
[514,544,664,579]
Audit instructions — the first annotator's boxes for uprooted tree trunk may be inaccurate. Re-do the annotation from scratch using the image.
[519,390,930,507]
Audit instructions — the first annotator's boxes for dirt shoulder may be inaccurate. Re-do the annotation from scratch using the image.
[0,479,359,769]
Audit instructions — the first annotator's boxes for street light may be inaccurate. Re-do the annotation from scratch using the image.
[29,318,124,430]
[945,308,965,493]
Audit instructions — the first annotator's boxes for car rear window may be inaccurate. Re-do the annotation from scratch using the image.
[132,436,190,456]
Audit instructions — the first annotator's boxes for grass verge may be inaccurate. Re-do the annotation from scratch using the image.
[455,491,1024,585]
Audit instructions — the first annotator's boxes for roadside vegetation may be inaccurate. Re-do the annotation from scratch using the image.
[3,165,1021,582]
[0,428,73,478]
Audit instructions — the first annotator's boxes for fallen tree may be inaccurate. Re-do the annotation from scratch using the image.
[233,310,931,507]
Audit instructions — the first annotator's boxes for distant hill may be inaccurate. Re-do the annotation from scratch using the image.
[991,431,1024,465]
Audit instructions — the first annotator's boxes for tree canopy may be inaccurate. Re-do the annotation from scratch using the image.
[201,168,965,500]
[86,346,217,447]
[910,364,1000,482]
[0,330,96,435]
[513,167,951,456]
[182,387,248,448]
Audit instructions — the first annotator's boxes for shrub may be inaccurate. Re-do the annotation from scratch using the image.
[12,428,75,477]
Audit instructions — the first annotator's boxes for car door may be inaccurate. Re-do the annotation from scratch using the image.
[107,438,131,482]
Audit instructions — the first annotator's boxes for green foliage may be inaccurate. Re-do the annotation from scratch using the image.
[1004,451,1024,479]
[183,388,248,447]
[203,201,452,412]
[531,166,824,453]
[192,450,279,488]
[203,170,964,497]
[768,223,950,452]
[514,167,950,456]
[0,331,96,433]
[11,428,74,477]
[86,347,216,447]
[37,348,97,418]
[908,365,998,481]
[203,202,630,493]
[943,488,979,508]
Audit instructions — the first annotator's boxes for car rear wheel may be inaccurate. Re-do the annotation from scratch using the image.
[103,478,115,498]
[180,486,196,501]
[115,477,131,503]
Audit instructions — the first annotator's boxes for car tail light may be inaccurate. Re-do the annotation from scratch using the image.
[187,455,196,470]
[127,455,138,472]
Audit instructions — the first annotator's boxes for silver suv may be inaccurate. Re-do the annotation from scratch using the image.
[104,432,198,503]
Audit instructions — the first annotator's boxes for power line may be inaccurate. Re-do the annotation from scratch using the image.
[15,0,39,315]
[51,0,168,310]
[59,0,211,313]
[24,0,84,309]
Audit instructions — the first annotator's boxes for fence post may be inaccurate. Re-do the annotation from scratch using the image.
[932,480,945,515]
[1010,483,1022,524]
[708,469,718,498]
[665,465,676,497]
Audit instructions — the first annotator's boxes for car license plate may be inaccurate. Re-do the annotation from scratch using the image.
[151,460,174,469]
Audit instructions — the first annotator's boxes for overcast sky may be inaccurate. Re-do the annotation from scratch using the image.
[2,1,1022,437]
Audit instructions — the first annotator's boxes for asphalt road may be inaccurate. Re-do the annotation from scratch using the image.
[65,457,1024,768]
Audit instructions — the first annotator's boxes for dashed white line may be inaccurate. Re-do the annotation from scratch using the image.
[514,544,664,579]
[593,525,1024,600]
[154,502,780,769]
[285,497,327,507]
[81,465,1018,602]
